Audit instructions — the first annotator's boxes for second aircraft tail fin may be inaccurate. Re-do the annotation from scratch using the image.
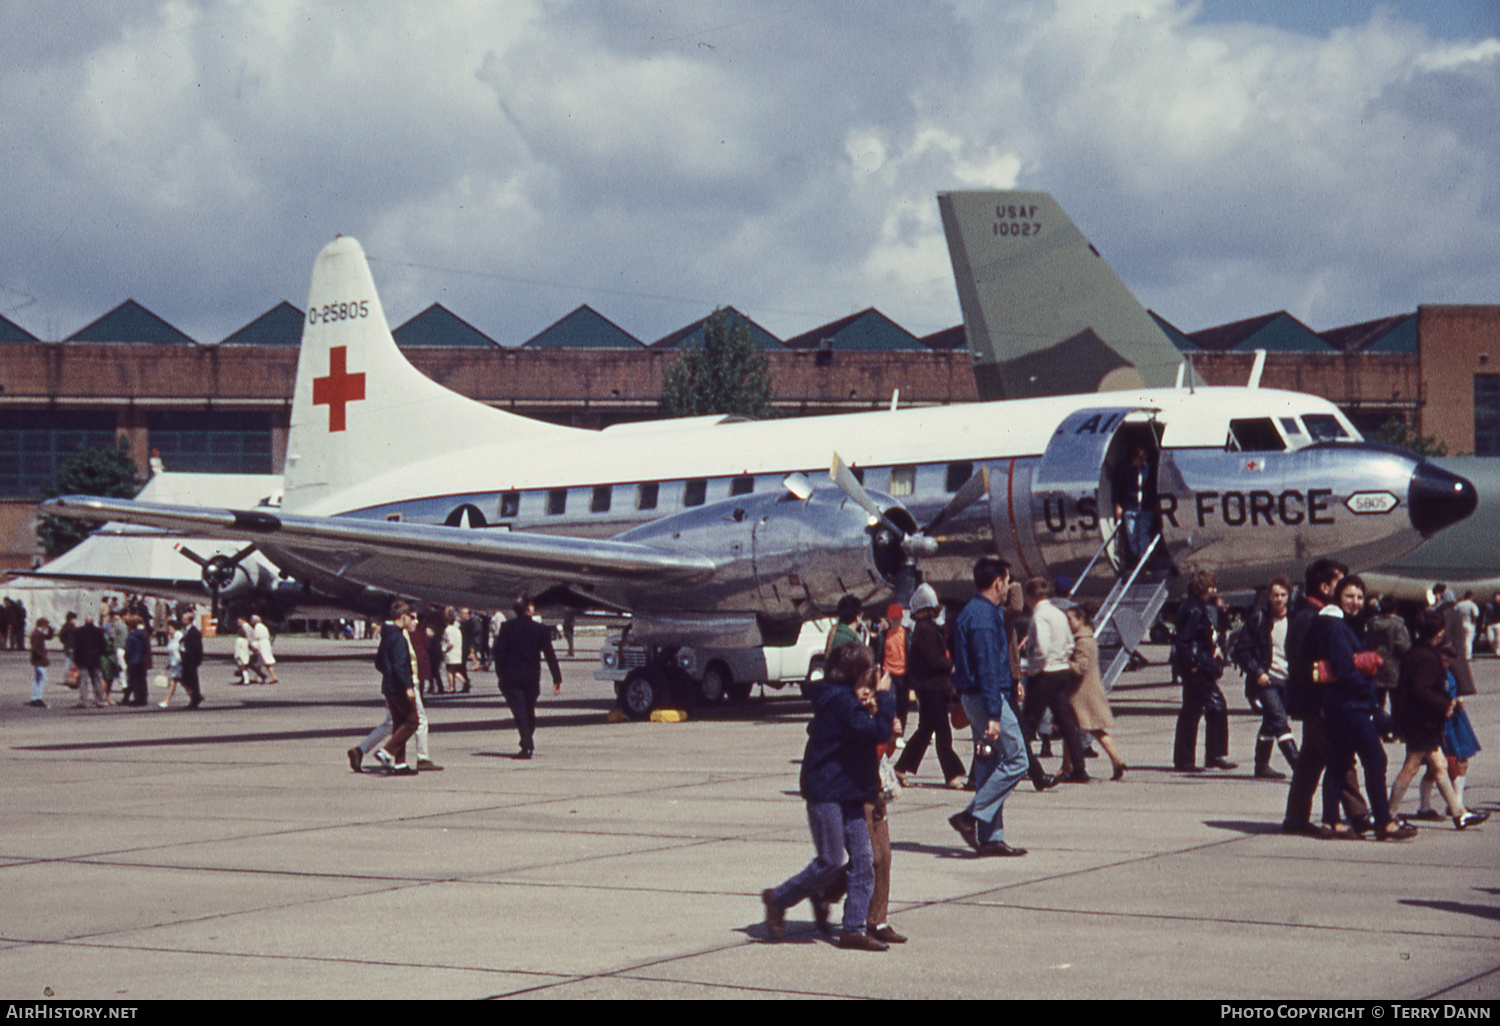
[938,190,1183,401]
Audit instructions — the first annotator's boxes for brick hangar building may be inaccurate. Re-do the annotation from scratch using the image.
[1,295,1497,573]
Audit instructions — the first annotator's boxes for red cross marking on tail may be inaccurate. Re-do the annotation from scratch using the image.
[312,346,366,432]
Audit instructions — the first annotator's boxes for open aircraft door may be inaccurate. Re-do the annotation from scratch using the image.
[995,407,1159,591]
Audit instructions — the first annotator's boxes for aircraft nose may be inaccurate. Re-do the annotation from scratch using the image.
[1408,461,1477,538]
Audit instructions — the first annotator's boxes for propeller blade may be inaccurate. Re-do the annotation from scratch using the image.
[229,543,259,564]
[922,467,990,537]
[830,454,904,536]
[174,544,210,568]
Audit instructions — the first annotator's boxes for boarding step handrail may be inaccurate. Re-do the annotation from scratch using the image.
[1068,520,1124,600]
[1095,531,1163,630]
[1092,534,1172,693]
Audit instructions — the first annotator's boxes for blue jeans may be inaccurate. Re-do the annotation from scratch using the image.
[31,666,46,702]
[1121,509,1152,565]
[1324,707,1391,827]
[1252,682,1292,741]
[771,801,873,933]
[962,692,1028,844]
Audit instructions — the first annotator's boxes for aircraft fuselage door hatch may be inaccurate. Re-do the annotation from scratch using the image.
[1027,407,1159,587]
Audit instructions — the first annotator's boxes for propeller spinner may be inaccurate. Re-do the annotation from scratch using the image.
[829,453,988,602]
[176,543,258,618]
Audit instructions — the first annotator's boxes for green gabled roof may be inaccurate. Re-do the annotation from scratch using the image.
[523,305,642,349]
[921,325,967,351]
[0,311,37,342]
[1189,311,1328,353]
[1149,311,1197,352]
[652,307,783,349]
[783,308,925,351]
[394,303,498,348]
[219,302,305,346]
[66,299,197,345]
[1320,313,1418,354]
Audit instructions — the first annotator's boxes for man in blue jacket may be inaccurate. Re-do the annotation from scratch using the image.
[949,557,1030,857]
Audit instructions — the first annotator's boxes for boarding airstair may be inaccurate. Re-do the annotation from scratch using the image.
[1070,530,1172,693]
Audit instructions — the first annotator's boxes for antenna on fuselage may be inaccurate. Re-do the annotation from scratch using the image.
[1248,350,1266,389]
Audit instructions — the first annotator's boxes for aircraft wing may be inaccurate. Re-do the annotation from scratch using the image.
[41,495,719,590]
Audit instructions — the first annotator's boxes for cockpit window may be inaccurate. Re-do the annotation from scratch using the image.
[1304,414,1349,443]
[1227,418,1286,452]
[1279,417,1304,437]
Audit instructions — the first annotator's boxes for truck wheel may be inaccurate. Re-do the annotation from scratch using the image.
[699,664,729,705]
[620,670,660,720]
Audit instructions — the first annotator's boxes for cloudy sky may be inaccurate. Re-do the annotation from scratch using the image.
[1,0,1496,346]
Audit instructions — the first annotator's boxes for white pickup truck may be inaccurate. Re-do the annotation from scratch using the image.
[595,619,832,718]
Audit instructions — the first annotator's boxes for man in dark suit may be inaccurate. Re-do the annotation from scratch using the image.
[179,610,204,709]
[492,596,562,759]
[72,614,108,708]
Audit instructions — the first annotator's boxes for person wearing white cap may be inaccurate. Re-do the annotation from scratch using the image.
[893,584,965,789]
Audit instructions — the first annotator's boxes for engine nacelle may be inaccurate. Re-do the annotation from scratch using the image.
[611,485,902,619]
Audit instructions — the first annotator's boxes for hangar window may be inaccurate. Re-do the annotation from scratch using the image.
[636,482,659,511]
[946,461,974,492]
[1303,415,1349,443]
[0,410,117,498]
[147,410,273,475]
[591,485,612,513]
[684,479,707,507]
[546,488,567,516]
[1227,418,1286,452]
[730,475,754,496]
[499,492,520,518]
[889,465,915,497]
[1476,375,1500,456]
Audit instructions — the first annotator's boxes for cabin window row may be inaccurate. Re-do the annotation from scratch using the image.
[491,462,975,520]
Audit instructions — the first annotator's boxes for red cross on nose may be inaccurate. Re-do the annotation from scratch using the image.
[311,346,366,432]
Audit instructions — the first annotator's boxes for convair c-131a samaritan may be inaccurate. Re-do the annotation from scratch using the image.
[46,191,1476,673]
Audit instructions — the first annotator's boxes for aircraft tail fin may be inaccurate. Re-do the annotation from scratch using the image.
[938,190,1184,401]
[283,236,565,512]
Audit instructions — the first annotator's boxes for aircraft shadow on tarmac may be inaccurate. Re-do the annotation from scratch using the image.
[1397,899,1500,924]
[14,699,823,752]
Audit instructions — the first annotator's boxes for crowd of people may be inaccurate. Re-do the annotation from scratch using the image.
[15,594,210,710]
[763,558,1140,950]
[1217,564,1490,838]
[761,555,1490,951]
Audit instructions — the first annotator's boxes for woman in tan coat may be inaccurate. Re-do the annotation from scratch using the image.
[1060,602,1128,781]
